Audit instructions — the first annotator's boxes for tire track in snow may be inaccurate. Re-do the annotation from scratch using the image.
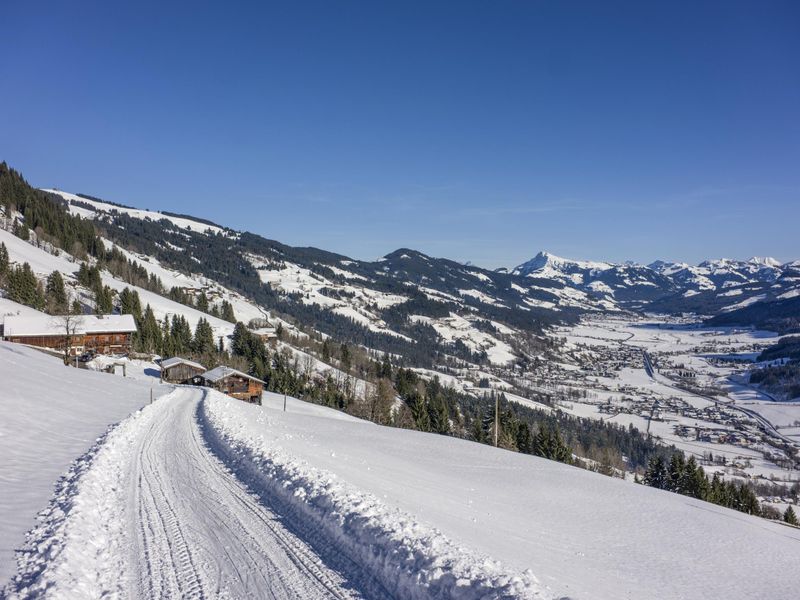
[128,388,367,599]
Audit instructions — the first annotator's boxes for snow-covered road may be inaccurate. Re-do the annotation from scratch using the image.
[7,388,379,599]
[128,388,367,599]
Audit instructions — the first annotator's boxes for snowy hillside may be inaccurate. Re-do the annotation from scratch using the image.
[3,351,799,598]
[0,342,163,583]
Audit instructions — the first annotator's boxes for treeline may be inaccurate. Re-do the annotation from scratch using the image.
[749,362,800,401]
[0,243,80,315]
[1,163,104,259]
[643,453,761,516]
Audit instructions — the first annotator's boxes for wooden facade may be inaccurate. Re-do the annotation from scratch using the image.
[201,366,264,404]
[161,357,206,384]
[2,315,137,356]
[3,331,133,355]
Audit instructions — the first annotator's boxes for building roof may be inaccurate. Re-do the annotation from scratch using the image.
[202,365,264,384]
[161,356,206,371]
[2,314,137,337]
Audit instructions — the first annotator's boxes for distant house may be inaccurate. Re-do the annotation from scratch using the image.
[160,357,206,384]
[2,314,137,355]
[252,326,277,342]
[201,366,264,404]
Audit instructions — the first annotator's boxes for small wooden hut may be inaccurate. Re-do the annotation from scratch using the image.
[201,366,264,404]
[160,357,206,384]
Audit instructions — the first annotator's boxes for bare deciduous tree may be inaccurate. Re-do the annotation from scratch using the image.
[54,311,84,365]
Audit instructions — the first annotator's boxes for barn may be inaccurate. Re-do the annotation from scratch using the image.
[201,366,264,404]
[160,357,206,384]
[2,314,137,355]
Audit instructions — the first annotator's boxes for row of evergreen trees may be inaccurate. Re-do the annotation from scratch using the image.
[1,163,103,259]
[643,453,761,515]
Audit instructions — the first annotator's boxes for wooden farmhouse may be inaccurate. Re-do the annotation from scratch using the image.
[1,314,137,355]
[201,366,264,404]
[160,357,206,384]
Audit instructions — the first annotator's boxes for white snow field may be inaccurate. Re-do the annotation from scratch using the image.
[4,370,798,598]
[0,342,163,583]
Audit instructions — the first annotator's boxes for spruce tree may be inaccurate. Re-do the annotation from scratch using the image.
[644,456,668,490]
[45,271,67,313]
[119,287,142,321]
[784,506,798,526]
[0,242,8,276]
[667,453,686,493]
[340,343,351,372]
[220,300,236,323]
[192,318,215,355]
[137,305,162,354]
[171,315,193,354]
[94,284,114,314]
[13,220,29,241]
[8,262,44,309]
[196,292,209,313]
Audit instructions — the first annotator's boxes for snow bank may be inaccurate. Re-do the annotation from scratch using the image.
[202,394,551,600]
[5,392,179,598]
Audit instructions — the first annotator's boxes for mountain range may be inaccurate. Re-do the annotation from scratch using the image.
[46,190,800,342]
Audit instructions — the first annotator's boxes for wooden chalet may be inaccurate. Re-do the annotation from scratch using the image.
[2,314,137,356]
[160,357,206,384]
[201,366,264,404]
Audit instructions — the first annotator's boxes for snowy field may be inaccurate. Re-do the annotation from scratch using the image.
[208,394,800,600]
[0,342,165,583]
[2,345,800,598]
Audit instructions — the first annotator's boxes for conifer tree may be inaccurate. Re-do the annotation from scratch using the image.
[321,339,331,363]
[220,300,236,323]
[94,284,114,314]
[45,271,67,313]
[784,506,798,526]
[119,287,142,321]
[13,220,29,241]
[172,315,193,354]
[160,318,175,358]
[667,453,686,493]
[196,292,209,313]
[192,317,216,355]
[643,456,668,490]
[340,343,351,372]
[137,305,162,354]
[0,242,8,277]
[8,262,44,309]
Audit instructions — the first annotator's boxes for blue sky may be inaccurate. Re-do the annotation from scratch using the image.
[2,1,798,268]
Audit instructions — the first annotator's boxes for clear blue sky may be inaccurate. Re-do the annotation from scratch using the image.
[2,1,798,268]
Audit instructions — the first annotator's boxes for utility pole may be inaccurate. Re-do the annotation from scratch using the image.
[494,393,499,447]
[283,393,287,412]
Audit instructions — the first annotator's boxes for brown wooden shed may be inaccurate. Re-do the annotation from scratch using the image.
[160,357,206,384]
[201,366,264,404]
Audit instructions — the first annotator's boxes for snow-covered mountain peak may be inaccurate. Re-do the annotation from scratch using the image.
[512,251,613,277]
[747,256,782,268]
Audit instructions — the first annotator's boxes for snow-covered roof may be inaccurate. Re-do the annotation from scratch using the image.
[161,357,206,371]
[202,366,264,384]
[2,314,137,337]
